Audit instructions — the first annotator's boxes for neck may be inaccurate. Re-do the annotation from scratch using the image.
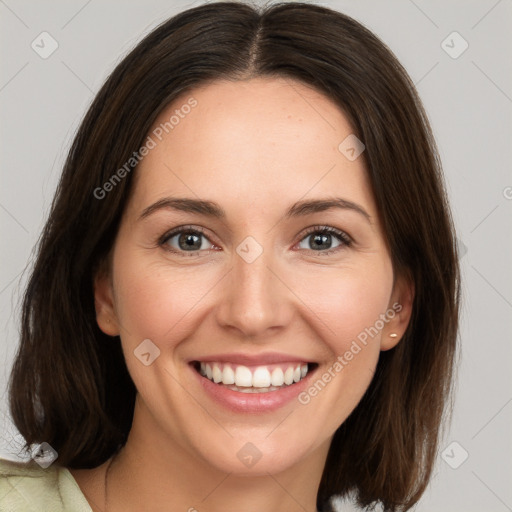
[105,400,329,512]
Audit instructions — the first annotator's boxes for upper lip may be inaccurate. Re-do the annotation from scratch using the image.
[188,352,314,366]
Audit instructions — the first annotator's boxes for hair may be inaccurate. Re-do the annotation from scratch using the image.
[7,2,460,511]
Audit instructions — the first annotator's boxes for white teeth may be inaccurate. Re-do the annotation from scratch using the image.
[271,367,284,386]
[283,367,294,385]
[198,362,312,390]
[235,366,253,387]
[212,364,222,383]
[222,364,235,385]
[252,367,271,388]
[226,385,282,393]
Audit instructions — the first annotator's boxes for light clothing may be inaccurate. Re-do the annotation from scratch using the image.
[0,457,92,511]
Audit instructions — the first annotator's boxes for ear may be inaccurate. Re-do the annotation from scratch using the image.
[380,272,415,351]
[93,261,120,337]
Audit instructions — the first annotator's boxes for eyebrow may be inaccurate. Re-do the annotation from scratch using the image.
[139,197,371,223]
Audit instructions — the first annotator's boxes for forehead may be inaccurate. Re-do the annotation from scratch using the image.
[130,77,375,219]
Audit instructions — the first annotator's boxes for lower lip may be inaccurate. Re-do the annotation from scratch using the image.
[189,363,317,413]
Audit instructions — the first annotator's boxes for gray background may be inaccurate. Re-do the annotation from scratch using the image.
[1,1,511,511]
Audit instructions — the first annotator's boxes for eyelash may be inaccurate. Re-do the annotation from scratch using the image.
[158,224,352,258]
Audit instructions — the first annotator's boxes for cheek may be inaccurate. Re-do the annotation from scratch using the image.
[294,261,394,352]
[294,264,393,423]
[112,254,219,344]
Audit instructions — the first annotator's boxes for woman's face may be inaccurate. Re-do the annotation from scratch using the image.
[96,77,412,475]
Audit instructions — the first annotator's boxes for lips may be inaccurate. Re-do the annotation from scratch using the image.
[189,358,318,412]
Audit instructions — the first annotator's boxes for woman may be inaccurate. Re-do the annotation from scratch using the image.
[0,2,460,511]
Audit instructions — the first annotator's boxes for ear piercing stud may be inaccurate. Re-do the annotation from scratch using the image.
[389,333,398,338]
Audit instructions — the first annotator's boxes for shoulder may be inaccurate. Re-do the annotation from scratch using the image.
[0,457,92,511]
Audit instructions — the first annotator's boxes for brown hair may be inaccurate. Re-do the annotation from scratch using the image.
[7,2,460,511]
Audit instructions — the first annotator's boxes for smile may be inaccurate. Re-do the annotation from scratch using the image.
[188,358,319,412]
[192,361,317,393]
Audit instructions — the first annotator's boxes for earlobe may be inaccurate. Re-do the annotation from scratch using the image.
[381,274,415,351]
[93,267,120,337]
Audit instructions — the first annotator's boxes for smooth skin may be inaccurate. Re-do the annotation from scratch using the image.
[70,77,414,512]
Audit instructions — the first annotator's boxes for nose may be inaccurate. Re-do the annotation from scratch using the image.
[215,242,295,340]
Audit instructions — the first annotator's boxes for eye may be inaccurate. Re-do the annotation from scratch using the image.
[296,226,352,255]
[158,224,352,257]
[159,225,217,256]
